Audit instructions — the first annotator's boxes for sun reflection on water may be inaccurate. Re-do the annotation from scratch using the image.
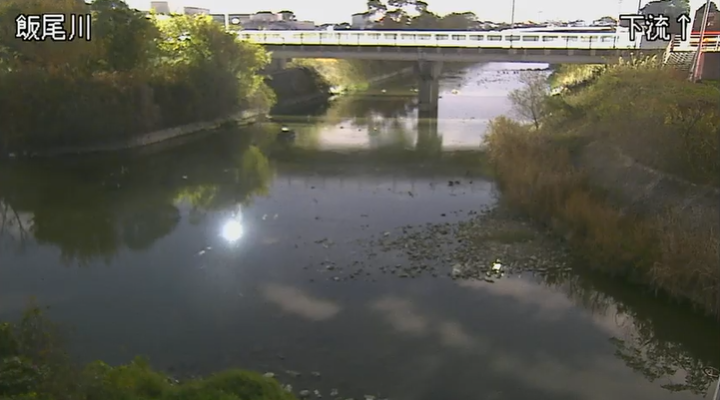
[220,205,244,243]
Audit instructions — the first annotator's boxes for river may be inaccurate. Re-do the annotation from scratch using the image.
[1,63,719,400]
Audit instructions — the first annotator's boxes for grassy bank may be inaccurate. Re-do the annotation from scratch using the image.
[485,59,720,318]
[0,306,295,400]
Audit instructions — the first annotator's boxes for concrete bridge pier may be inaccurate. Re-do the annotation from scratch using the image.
[267,57,290,72]
[415,60,443,112]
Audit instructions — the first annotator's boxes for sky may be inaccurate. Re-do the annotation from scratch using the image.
[122,0,682,24]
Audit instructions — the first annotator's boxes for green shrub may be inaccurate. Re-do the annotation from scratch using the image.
[0,308,298,400]
[0,357,46,396]
[193,370,293,400]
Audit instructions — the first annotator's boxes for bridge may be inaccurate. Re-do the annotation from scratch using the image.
[240,30,653,64]
[239,30,720,110]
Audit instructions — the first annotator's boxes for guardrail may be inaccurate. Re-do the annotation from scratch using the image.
[675,33,720,51]
[238,30,644,50]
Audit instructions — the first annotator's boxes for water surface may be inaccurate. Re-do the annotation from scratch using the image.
[1,63,718,400]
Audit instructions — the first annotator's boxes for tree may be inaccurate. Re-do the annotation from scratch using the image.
[438,12,478,30]
[411,11,441,29]
[89,0,160,72]
[154,14,270,76]
[366,0,478,30]
[639,0,691,35]
[367,0,426,29]
[0,0,96,69]
[508,71,550,129]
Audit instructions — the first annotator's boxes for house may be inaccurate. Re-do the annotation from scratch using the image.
[592,16,617,26]
[150,1,171,13]
[227,13,252,27]
[264,20,315,30]
[278,10,296,21]
[251,11,281,22]
[291,20,315,29]
[183,7,209,15]
[351,11,374,29]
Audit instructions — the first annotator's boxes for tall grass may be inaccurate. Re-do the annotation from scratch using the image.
[551,59,720,186]
[485,61,720,318]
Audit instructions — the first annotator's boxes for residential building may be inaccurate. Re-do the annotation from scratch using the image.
[292,20,315,29]
[278,10,296,21]
[150,1,171,13]
[183,6,209,15]
[227,13,252,27]
[251,11,281,22]
[592,16,617,26]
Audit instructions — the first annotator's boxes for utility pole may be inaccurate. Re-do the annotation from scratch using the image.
[509,0,516,48]
[510,0,516,27]
[693,0,713,80]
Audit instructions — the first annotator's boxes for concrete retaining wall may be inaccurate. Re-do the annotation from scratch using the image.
[30,65,417,158]
[33,110,260,157]
[577,141,720,228]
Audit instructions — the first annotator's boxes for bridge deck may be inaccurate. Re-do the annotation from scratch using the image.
[260,44,658,63]
[238,30,719,63]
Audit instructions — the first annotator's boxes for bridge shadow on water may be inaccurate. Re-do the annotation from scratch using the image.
[0,64,718,400]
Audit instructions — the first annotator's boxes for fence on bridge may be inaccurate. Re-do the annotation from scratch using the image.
[239,30,720,51]
[238,30,642,50]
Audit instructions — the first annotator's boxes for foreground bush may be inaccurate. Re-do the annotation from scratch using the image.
[485,61,720,318]
[0,306,296,400]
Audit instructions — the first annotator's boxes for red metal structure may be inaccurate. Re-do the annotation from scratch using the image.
[690,1,718,46]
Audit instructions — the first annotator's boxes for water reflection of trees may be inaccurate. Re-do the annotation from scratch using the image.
[279,78,448,157]
[0,200,31,251]
[542,268,720,395]
[0,125,274,265]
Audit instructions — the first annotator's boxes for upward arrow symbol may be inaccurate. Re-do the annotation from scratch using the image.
[677,13,691,41]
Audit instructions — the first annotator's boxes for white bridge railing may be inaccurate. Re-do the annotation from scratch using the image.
[239,30,644,50]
